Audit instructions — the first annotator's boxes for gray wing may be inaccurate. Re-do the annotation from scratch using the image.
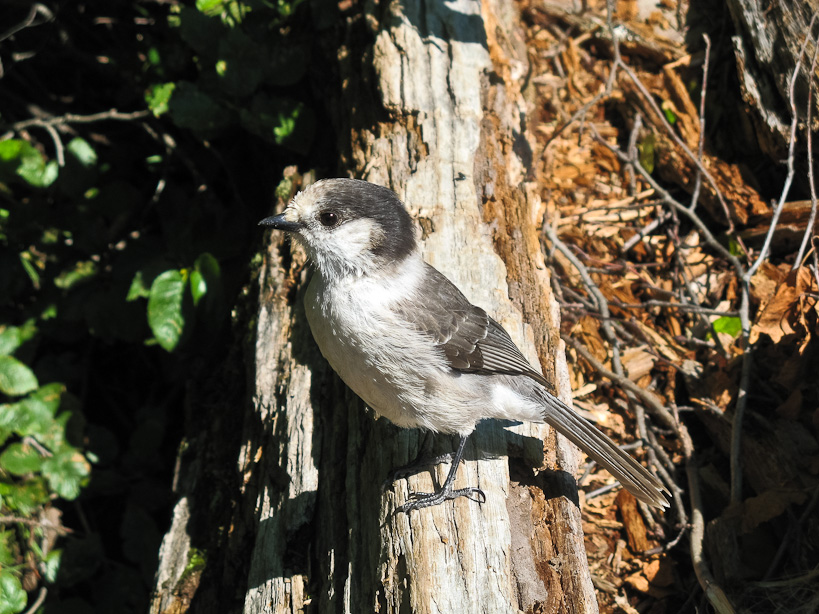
[394,264,556,394]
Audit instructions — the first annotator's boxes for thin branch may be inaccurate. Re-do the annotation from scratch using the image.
[744,45,804,280]
[591,124,745,278]
[729,335,753,505]
[609,299,738,317]
[684,418,736,614]
[618,59,738,238]
[544,221,610,319]
[43,123,65,167]
[794,20,819,269]
[621,209,669,252]
[727,18,817,505]
[5,109,150,134]
[0,515,67,533]
[22,587,48,614]
[0,3,53,43]
[689,33,711,213]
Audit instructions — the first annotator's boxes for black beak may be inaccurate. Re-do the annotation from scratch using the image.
[258,214,302,232]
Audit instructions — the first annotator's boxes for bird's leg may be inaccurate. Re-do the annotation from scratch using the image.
[393,434,486,514]
[381,431,456,490]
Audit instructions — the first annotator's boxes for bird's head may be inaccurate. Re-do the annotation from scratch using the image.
[259,178,418,278]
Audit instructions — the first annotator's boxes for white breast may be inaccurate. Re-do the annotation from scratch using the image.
[303,257,447,430]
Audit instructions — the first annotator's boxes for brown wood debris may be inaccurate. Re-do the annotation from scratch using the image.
[522,0,819,612]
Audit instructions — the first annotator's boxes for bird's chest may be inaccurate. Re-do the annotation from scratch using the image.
[304,275,406,416]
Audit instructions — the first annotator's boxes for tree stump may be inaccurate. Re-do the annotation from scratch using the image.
[151,0,599,612]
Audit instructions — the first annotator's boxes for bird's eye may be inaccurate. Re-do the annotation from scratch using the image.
[319,211,340,227]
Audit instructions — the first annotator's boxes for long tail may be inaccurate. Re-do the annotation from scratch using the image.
[537,389,669,508]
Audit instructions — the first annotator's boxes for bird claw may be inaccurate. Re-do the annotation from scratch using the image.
[394,486,486,514]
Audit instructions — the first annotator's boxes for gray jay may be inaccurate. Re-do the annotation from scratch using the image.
[260,178,668,511]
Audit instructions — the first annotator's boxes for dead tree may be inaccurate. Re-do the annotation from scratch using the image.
[150,0,601,612]
[726,0,818,159]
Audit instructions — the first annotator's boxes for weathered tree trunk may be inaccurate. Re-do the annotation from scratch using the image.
[151,0,599,612]
[726,0,819,158]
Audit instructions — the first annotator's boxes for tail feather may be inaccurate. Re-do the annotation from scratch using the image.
[538,391,669,508]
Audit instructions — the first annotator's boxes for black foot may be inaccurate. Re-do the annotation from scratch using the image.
[395,485,486,514]
[391,434,486,513]
[381,451,455,491]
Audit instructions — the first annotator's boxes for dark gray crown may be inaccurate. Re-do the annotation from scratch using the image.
[314,179,417,262]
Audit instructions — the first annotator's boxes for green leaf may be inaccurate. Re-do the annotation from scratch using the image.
[0,356,38,396]
[712,316,742,338]
[239,94,315,155]
[42,446,90,500]
[0,531,15,567]
[189,270,206,306]
[0,442,43,475]
[126,271,152,301]
[147,46,161,66]
[637,134,656,174]
[0,327,21,356]
[145,82,176,118]
[661,101,677,124]
[42,549,62,583]
[190,253,220,307]
[28,383,64,415]
[214,28,264,97]
[147,270,188,351]
[0,480,50,515]
[0,318,37,356]
[0,139,25,161]
[0,139,58,188]
[197,0,225,15]
[275,0,306,18]
[18,252,41,289]
[67,138,98,168]
[0,572,27,614]
[728,237,745,257]
[18,155,58,189]
[168,82,233,138]
[0,402,44,438]
[54,260,98,290]
[4,384,66,437]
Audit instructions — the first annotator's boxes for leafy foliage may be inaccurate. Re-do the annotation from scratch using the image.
[0,0,323,611]
[711,315,743,339]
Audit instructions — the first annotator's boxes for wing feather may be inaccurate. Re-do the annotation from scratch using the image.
[393,264,555,393]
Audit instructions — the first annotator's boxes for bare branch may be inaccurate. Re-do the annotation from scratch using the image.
[22,587,48,614]
[794,20,819,269]
[0,3,54,44]
[689,33,711,213]
[5,108,150,134]
[744,42,806,280]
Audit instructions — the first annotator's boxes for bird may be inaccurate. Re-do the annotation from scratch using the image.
[259,178,669,512]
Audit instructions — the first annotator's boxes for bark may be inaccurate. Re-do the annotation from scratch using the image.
[725,0,819,158]
[150,0,599,612]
